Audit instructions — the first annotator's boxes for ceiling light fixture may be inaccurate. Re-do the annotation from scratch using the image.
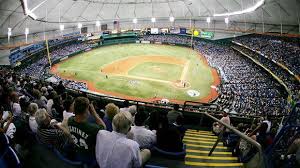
[214,0,265,17]
[151,17,156,23]
[169,16,175,22]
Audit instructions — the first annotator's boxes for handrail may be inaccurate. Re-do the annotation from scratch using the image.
[204,112,264,168]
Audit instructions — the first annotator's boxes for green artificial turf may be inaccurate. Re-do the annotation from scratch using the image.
[55,43,216,101]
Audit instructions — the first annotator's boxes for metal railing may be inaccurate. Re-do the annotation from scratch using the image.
[204,112,265,168]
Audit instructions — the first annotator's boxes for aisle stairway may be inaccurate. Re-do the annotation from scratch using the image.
[184,129,243,168]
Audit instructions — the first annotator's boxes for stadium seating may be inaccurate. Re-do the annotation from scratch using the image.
[1,33,299,168]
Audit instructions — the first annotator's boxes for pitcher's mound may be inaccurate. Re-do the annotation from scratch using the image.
[174,80,190,88]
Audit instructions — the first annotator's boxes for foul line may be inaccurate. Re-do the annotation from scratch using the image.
[180,61,190,81]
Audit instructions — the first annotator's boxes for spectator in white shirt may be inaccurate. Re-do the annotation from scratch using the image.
[46,91,57,116]
[28,103,38,133]
[262,116,271,133]
[10,92,21,117]
[96,112,151,168]
[62,97,74,128]
[130,110,156,149]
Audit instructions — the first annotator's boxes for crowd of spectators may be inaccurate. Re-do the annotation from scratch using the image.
[232,44,299,101]
[20,42,92,90]
[140,34,192,45]
[0,67,187,167]
[233,34,300,75]
[194,40,287,116]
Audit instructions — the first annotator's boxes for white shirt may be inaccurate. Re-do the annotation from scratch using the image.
[130,126,156,149]
[262,120,271,133]
[96,130,142,168]
[29,116,38,133]
[11,102,21,117]
[63,110,75,121]
[220,116,231,132]
[46,99,54,115]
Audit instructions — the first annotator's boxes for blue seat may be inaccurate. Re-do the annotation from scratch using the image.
[53,148,83,167]
[144,165,168,168]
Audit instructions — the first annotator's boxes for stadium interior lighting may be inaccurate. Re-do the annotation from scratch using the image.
[25,28,29,35]
[214,0,265,17]
[151,17,156,23]
[59,24,64,31]
[8,28,12,36]
[225,17,229,24]
[96,21,101,27]
[169,16,175,22]
[78,23,82,29]
[206,17,211,23]
[22,0,38,20]
[133,18,138,24]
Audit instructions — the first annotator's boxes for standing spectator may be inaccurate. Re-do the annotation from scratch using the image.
[46,91,57,116]
[10,92,21,117]
[172,115,186,139]
[103,103,119,132]
[33,90,47,109]
[62,97,74,128]
[130,110,156,149]
[28,103,38,133]
[68,97,106,163]
[56,81,65,94]
[96,112,151,168]
[167,104,182,124]
[262,115,272,133]
[156,115,184,152]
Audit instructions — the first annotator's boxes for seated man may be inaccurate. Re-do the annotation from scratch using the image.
[103,103,119,132]
[68,97,106,162]
[96,112,151,168]
[35,109,71,151]
[130,110,156,149]
[167,104,182,124]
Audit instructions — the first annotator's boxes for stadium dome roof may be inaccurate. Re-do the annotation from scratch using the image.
[0,0,299,37]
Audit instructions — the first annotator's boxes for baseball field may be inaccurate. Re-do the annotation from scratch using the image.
[51,43,220,103]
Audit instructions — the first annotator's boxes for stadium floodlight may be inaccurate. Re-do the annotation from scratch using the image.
[8,28,12,36]
[25,28,29,35]
[206,17,211,23]
[151,17,156,23]
[169,16,175,22]
[133,18,138,24]
[96,21,101,27]
[214,0,265,17]
[78,23,82,29]
[59,24,64,31]
[225,17,229,24]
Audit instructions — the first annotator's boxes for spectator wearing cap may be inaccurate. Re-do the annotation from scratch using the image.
[28,103,38,133]
[96,112,151,168]
[130,110,156,149]
[103,103,120,132]
[167,104,182,124]
[68,97,106,163]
